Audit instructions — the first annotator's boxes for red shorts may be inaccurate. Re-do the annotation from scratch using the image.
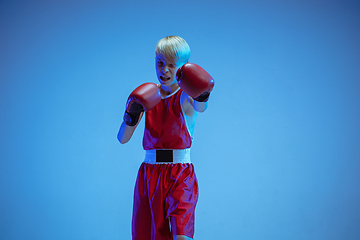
[132,162,198,240]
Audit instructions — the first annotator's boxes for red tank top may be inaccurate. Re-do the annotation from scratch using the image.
[143,88,192,150]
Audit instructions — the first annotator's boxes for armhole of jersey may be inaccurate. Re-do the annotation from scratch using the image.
[180,91,194,139]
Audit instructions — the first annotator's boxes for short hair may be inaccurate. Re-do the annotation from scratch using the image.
[155,36,190,66]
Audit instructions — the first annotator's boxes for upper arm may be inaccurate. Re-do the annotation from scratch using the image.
[180,91,195,117]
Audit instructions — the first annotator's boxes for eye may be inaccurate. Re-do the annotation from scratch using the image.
[157,60,164,66]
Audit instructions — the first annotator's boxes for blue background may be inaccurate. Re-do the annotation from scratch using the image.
[1,0,360,239]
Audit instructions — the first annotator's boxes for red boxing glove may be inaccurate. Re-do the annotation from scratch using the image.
[124,82,161,126]
[176,63,214,102]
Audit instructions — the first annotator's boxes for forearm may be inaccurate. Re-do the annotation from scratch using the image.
[117,112,143,144]
[117,122,134,144]
[192,99,208,112]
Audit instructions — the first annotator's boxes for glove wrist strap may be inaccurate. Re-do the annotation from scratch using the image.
[124,111,141,126]
[193,92,210,102]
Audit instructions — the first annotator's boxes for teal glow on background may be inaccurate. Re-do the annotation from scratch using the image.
[1,0,359,239]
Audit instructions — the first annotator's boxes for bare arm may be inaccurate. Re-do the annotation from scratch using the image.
[117,112,144,144]
[191,97,208,112]
[181,91,208,116]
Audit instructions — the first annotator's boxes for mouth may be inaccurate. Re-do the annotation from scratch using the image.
[160,76,171,81]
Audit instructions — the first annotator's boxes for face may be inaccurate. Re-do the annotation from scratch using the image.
[155,55,181,87]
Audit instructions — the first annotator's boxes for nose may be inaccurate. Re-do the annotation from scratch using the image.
[162,65,169,73]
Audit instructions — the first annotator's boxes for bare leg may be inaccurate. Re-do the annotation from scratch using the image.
[174,235,193,240]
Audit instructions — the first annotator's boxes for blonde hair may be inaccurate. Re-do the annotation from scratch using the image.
[155,36,190,66]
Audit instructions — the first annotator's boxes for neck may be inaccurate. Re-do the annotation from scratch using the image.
[159,83,179,97]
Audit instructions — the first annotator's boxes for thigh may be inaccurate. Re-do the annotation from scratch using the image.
[165,163,198,238]
[132,163,152,240]
[134,163,173,240]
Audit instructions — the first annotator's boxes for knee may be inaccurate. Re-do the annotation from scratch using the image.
[174,235,193,240]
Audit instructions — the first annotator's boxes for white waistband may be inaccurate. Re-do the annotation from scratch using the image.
[144,149,191,164]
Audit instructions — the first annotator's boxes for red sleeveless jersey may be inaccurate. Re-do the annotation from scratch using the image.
[143,88,192,150]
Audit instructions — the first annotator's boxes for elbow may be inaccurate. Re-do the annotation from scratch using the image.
[195,108,206,113]
[117,133,129,144]
[193,101,208,113]
[195,104,208,113]
[117,120,137,144]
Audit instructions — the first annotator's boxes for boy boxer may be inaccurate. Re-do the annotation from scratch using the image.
[118,36,214,240]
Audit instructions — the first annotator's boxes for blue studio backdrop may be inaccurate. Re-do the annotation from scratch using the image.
[1,0,360,239]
